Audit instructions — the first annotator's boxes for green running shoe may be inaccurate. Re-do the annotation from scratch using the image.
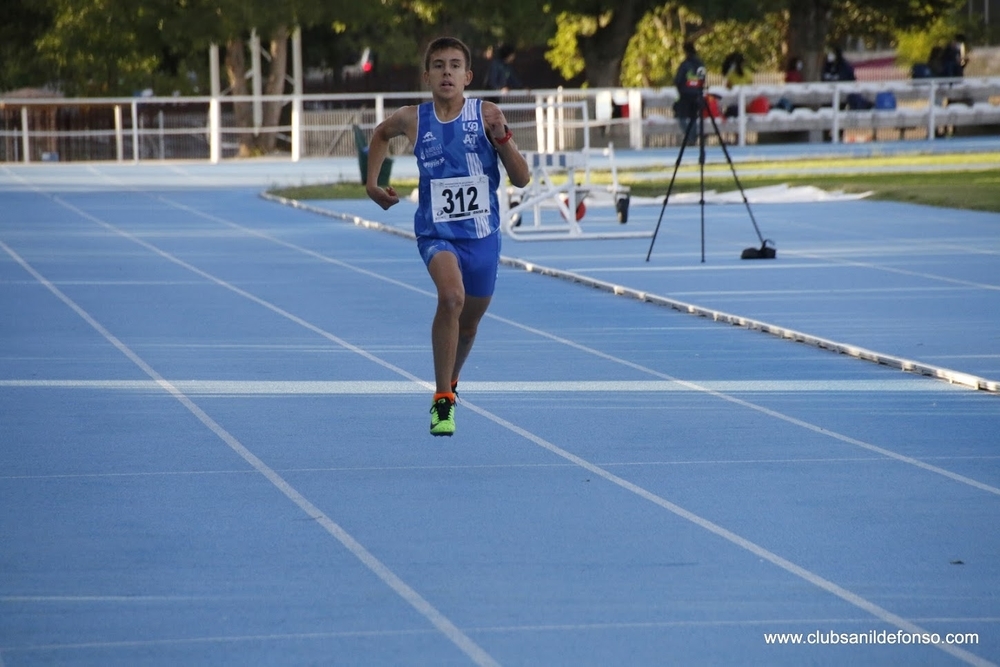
[429,396,456,436]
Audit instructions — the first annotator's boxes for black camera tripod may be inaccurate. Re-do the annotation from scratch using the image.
[645,86,774,263]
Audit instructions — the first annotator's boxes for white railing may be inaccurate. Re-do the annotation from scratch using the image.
[2,78,999,163]
[641,76,1000,146]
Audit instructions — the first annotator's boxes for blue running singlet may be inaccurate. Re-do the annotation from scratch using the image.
[413,98,501,240]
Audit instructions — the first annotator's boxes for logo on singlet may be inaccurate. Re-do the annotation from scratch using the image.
[419,131,443,161]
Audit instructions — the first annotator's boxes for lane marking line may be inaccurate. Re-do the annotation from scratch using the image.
[0,237,499,667]
[0,379,963,394]
[172,194,1000,497]
[4,617,997,654]
[262,194,999,394]
[36,194,996,667]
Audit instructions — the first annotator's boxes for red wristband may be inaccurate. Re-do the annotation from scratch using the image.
[495,125,513,146]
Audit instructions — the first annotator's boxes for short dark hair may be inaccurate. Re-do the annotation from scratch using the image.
[683,42,697,57]
[424,37,472,72]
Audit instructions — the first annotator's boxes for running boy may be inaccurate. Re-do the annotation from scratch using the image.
[365,37,531,436]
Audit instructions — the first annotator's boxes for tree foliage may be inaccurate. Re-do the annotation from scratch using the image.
[617,5,693,87]
[29,0,170,95]
[550,0,779,87]
[553,0,970,87]
[696,12,786,75]
[0,0,55,92]
[0,0,974,105]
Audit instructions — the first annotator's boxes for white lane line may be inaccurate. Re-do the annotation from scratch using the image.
[784,249,1000,292]
[2,629,437,654]
[1,596,219,602]
[0,280,209,286]
[6,454,1000,482]
[668,286,970,297]
[5,617,998,654]
[471,616,1000,632]
[497,257,1000,393]
[54,195,997,667]
[566,263,826,272]
[260,194,1000,393]
[175,194,1000,495]
[457,400,996,667]
[484,309,1000,499]
[0,238,499,667]
[0,379,962,394]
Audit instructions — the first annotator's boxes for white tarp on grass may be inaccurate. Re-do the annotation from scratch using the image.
[613,184,873,206]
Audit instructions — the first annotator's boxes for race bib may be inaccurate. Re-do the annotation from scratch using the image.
[430,174,490,223]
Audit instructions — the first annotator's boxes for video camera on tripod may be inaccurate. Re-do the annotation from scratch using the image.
[688,65,708,92]
[647,64,776,263]
[672,66,708,138]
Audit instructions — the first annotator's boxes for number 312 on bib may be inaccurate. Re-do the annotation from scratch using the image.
[431,174,491,223]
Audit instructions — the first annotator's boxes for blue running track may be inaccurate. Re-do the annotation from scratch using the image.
[1,155,999,666]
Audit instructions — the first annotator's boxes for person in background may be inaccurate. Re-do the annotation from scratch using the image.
[924,46,945,77]
[821,47,855,82]
[673,41,705,141]
[365,37,531,436]
[720,52,751,118]
[784,56,804,83]
[484,43,523,94]
[941,34,968,78]
[722,52,752,88]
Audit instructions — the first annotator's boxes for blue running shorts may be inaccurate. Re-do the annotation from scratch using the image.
[416,233,501,298]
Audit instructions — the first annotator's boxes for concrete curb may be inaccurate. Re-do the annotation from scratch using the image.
[260,191,999,394]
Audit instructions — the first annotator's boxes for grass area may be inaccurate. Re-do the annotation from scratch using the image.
[273,182,372,200]
[625,168,1000,212]
[271,156,1000,213]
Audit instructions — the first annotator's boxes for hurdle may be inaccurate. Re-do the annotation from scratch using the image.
[494,97,645,241]
[500,147,645,241]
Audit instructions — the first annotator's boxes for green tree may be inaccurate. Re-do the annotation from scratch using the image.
[179,0,340,155]
[0,0,55,93]
[334,0,554,90]
[545,0,665,87]
[549,0,967,87]
[22,0,369,154]
[620,5,785,87]
[33,0,178,95]
[616,5,695,88]
[547,0,775,87]
[786,0,966,81]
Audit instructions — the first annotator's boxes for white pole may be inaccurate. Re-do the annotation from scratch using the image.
[535,94,545,151]
[209,43,221,163]
[251,29,262,136]
[131,100,139,162]
[737,88,747,147]
[158,110,165,159]
[291,27,303,161]
[292,27,303,96]
[556,87,565,151]
[210,43,221,98]
[291,96,301,162]
[546,95,555,153]
[928,80,937,141]
[831,85,841,144]
[114,104,124,162]
[20,106,30,163]
[627,88,642,149]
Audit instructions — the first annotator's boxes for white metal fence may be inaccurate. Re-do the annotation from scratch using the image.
[2,77,999,164]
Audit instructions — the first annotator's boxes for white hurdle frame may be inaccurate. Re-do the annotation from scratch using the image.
[498,99,645,241]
